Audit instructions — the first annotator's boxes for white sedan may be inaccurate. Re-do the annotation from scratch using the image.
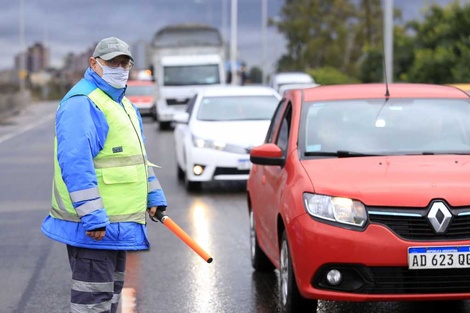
[173,85,281,191]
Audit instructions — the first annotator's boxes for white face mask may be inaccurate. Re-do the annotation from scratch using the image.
[95,60,129,89]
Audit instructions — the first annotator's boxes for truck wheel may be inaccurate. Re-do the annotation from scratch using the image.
[151,106,158,121]
[159,121,171,130]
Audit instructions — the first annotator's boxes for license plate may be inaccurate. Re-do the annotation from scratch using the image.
[237,159,251,170]
[408,246,470,270]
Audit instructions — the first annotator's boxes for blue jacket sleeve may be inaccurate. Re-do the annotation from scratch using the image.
[56,95,110,230]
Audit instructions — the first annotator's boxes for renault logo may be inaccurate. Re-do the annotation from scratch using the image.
[427,202,452,234]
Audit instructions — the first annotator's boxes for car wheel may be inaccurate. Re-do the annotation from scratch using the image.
[280,231,318,313]
[249,210,275,271]
[185,172,202,192]
[177,163,184,181]
[186,180,202,192]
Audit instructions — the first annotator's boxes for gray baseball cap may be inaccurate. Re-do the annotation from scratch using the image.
[92,37,134,62]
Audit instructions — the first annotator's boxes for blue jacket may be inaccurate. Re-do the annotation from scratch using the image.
[41,68,167,250]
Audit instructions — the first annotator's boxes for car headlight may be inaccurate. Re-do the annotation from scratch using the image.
[303,193,367,228]
[192,134,226,150]
[191,134,250,154]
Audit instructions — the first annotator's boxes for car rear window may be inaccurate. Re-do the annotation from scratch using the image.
[197,95,279,121]
[126,85,154,96]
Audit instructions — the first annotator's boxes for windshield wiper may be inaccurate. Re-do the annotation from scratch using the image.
[407,151,470,155]
[305,150,381,157]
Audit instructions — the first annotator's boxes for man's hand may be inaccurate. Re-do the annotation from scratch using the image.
[147,206,167,222]
[148,206,157,218]
[86,226,106,241]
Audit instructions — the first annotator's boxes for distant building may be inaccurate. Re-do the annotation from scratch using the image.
[14,42,50,73]
[61,45,95,87]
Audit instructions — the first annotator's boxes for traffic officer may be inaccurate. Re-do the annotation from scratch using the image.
[41,37,167,313]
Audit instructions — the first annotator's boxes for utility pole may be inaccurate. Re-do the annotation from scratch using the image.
[383,0,393,83]
[230,0,238,85]
[19,0,26,91]
[221,0,228,43]
[261,0,267,85]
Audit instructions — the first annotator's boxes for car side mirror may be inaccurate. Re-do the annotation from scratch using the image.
[172,112,189,124]
[250,143,285,166]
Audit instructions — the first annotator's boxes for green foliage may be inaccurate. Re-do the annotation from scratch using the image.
[274,0,384,79]
[307,67,360,85]
[359,47,383,83]
[248,66,263,84]
[401,1,470,83]
[275,0,470,84]
[393,24,415,82]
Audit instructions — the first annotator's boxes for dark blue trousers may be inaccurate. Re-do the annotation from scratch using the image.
[67,245,126,313]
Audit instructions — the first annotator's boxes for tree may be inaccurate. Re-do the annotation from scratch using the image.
[359,23,414,83]
[247,66,263,84]
[273,0,384,79]
[308,66,360,85]
[406,2,470,83]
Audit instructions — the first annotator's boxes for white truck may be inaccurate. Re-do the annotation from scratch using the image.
[151,24,226,130]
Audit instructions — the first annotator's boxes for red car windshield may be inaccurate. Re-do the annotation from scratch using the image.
[301,98,470,156]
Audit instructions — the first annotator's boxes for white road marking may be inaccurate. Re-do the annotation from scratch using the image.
[0,113,55,144]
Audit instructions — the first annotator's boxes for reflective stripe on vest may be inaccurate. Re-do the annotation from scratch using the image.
[51,83,149,224]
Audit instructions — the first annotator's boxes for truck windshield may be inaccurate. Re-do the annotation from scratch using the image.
[164,65,220,86]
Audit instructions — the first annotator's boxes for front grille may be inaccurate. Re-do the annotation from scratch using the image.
[213,167,250,176]
[166,98,189,105]
[370,267,470,294]
[368,207,470,241]
[314,265,470,294]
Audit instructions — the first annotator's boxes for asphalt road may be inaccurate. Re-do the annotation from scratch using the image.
[0,101,469,313]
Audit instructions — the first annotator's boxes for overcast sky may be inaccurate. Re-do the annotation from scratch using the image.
[0,0,457,73]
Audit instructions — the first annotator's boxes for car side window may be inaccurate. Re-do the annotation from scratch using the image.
[275,104,292,153]
[186,94,198,115]
[265,100,286,143]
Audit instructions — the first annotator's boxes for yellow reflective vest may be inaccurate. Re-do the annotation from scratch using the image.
[51,87,148,224]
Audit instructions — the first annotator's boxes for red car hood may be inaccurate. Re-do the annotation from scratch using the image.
[302,155,470,207]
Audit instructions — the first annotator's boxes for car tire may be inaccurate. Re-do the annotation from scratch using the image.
[186,180,202,192]
[280,231,318,313]
[185,173,202,192]
[249,210,275,272]
[177,164,184,181]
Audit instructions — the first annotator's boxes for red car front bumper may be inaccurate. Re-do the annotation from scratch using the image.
[287,213,470,301]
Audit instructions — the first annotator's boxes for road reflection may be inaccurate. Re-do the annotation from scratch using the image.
[188,200,220,312]
[251,271,281,312]
[122,251,140,313]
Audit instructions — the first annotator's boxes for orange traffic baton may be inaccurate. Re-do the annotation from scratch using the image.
[151,210,213,263]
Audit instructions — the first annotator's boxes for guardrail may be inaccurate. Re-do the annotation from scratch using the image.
[0,90,31,121]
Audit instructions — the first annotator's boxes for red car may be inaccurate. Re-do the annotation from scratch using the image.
[126,80,156,119]
[247,83,470,312]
